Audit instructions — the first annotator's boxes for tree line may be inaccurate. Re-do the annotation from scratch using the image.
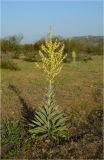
[0,34,103,62]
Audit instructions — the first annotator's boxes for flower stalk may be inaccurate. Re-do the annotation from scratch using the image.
[37,25,67,83]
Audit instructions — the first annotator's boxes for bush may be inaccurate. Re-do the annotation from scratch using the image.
[77,53,92,62]
[63,53,92,63]
[1,54,20,70]
[24,51,41,62]
[24,52,36,62]
[11,51,20,59]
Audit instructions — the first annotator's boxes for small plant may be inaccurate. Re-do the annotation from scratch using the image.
[1,119,25,158]
[72,50,77,63]
[29,26,68,140]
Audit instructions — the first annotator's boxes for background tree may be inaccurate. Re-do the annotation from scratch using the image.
[1,34,23,58]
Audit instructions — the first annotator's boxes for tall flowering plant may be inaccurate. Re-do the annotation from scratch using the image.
[29,26,68,140]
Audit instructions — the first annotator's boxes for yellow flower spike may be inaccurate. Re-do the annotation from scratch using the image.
[49,25,52,41]
[37,26,67,83]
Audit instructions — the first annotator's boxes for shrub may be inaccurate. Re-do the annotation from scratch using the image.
[24,52,36,62]
[24,52,41,62]
[11,51,20,59]
[1,54,20,70]
[77,53,92,62]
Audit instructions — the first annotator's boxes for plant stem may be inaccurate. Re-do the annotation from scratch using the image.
[49,80,52,90]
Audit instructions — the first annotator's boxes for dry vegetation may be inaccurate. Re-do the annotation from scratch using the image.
[1,55,103,159]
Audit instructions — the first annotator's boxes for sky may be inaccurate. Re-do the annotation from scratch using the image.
[1,0,103,44]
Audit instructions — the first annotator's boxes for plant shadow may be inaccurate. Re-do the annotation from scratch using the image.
[8,84,35,123]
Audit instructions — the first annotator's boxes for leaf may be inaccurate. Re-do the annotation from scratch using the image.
[35,114,46,125]
[52,113,63,124]
[29,127,46,134]
[53,126,67,133]
[49,109,62,119]
[31,120,42,127]
[39,107,47,116]
[29,123,36,127]
[55,117,68,127]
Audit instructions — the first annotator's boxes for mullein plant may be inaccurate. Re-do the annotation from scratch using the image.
[29,26,68,140]
[72,50,77,63]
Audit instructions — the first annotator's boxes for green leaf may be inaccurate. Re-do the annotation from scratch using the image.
[53,126,67,133]
[39,107,47,116]
[49,109,62,120]
[55,117,68,127]
[29,126,46,134]
[35,113,46,125]
[52,113,63,124]
[31,120,42,127]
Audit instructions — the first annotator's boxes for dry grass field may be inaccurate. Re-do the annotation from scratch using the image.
[1,55,102,120]
[1,55,103,159]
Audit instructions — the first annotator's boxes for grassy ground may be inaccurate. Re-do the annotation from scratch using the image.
[1,55,103,159]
